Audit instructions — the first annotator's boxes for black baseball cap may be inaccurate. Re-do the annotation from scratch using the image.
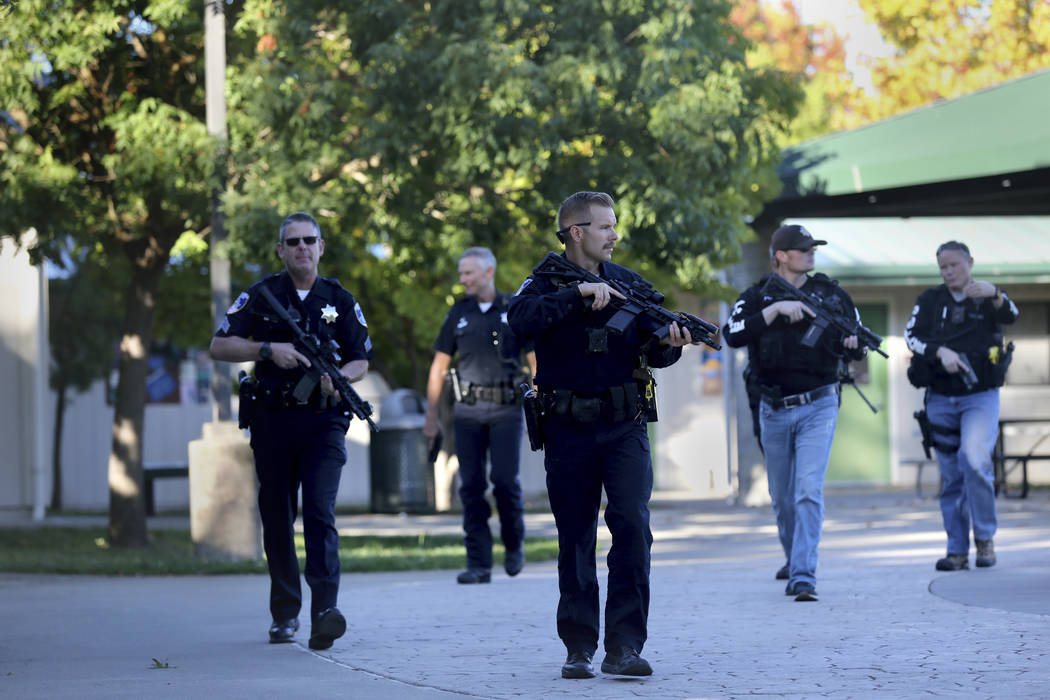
[771,224,827,251]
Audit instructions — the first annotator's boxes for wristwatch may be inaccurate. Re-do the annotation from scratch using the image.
[259,342,272,361]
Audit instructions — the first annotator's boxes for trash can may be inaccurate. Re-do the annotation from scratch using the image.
[369,388,435,513]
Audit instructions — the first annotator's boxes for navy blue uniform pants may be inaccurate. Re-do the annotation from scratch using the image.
[453,400,525,569]
[250,406,347,622]
[543,417,653,655]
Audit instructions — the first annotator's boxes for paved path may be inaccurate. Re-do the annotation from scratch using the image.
[2,489,1048,699]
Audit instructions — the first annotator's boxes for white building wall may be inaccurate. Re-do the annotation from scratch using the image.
[0,235,50,517]
[653,345,731,498]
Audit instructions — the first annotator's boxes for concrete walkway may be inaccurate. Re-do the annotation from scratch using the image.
[1,489,1048,699]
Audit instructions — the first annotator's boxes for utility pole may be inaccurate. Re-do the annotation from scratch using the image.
[192,1,260,563]
[205,0,231,421]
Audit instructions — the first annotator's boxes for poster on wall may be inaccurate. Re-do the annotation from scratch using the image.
[107,349,182,405]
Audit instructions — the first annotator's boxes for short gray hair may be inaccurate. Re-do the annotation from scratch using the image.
[279,212,322,241]
[460,246,496,271]
[936,240,970,257]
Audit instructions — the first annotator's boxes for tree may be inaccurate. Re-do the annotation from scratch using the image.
[225,0,803,388]
[729,0,851,144]
[0,0,242,545]
[844,0,1050,127]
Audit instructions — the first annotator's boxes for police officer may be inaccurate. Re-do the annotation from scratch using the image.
[209,212,373,649]
[422,247,536,584]
[724,224,866,602]
[904,240,1018,571]
[508,191,697,679]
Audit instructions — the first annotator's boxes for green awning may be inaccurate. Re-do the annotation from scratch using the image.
[779,68,1050,200]
[784,216,1050,286]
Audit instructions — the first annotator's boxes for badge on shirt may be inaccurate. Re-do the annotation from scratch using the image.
[500,312,509,325]
[227,292,249,314]
[456,316,468,330]
[354,302,368,327]
[321,304,339,324]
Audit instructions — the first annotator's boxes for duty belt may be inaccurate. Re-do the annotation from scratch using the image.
[468,384,518,405]
[540,382,641,424]
[763,383,839,410]
[257,382,335,411]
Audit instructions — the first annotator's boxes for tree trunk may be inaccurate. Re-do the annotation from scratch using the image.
[107,262,164,547]
[51,383,66,511]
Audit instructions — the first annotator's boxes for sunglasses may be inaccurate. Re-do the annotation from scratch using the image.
[282,236,319,247]
[555,221,591,237]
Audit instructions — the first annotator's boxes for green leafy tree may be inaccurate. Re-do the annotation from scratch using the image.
[0,0,243,545]
[843,0,1050,127]
[226,0,802,389]
[730,0,850,144]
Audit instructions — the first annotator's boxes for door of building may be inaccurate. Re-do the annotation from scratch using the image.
[828,303,891,483]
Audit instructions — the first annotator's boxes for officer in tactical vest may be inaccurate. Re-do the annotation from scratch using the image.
[904,240,1018,572]
[422,247,536,585]
[724,224,867,603]
[210,212,373,650]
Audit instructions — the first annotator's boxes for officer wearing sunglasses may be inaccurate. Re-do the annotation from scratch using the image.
[210,212,373,650]
[508,191,699,679]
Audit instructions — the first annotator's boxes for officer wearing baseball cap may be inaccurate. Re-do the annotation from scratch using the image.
[724,223,865,602]
[770,224,827,252]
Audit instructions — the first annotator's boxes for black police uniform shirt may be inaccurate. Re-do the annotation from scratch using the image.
[904,284,1018,395]
[214,270,373,394]
[433,292,530,387]
[508,256,682,394]
[724,272,866,397]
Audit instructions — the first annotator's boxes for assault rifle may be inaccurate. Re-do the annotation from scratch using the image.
[531,253,721,350]
[760,273,887,357]
[257,286,379,431]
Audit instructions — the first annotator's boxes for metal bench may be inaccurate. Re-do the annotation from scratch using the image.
[995,419,1050,499]
[143,462,189,515]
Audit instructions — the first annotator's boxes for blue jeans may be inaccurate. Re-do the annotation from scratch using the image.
[926,389,999,554]
[759,391,839,587]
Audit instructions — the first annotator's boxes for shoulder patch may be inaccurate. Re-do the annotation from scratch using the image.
[515,278,532,295]
[227,292,250,314]
[354,301,368,327]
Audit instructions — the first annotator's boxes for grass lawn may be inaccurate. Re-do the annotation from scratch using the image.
[0,527,559,576]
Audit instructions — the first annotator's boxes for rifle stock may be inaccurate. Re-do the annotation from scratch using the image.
[257,286,379,431]
[531,253,721,350]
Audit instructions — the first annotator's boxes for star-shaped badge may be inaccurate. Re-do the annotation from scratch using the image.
[321,304,339,324]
